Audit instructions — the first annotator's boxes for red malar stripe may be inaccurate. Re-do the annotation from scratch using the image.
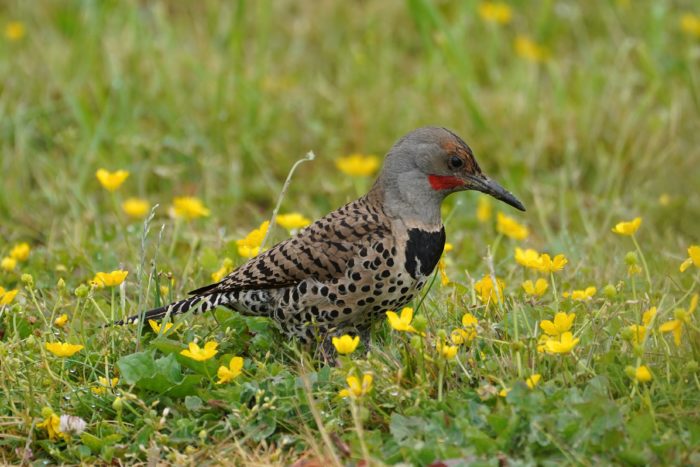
[428,174,464,191]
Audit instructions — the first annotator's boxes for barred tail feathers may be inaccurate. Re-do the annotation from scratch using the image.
[115,293,228,326]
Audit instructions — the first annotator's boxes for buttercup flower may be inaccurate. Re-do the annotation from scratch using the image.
[436,341,458,360]
[1,257,17,272]
[544,332,580,354]
[540,312,575,337]
[148,319,174,334]
[536,254,568,273]
[642,307,656,326]
[216,356,244,384]
[171,197,210,220]
[562,286,596,301]
[45,342,84,357]
[478,2,512,24]
[122,198,150,219]
[680,245,700,273]
[386,307,418,333]
[91,376,119,395]
[659,294,698,347]
[496,212,528,240]
[211,258,234,282]
[276,213,311,231]
[37,408,63,441]
[336,154,380,177]
[54,314,68,328]
[633,365,652,383]
[612,217,641,236]
[180,341,218,361]
[9,243,30,261]
[91,270,128,288]
[0,287,18,306]
[96,169,129,192]
[332,334,360,355]
[5,21,25,41]
[237,221,269,258]
[522,278,548,297]
[515,248,540,268]
[515,36,550,62]
[338,373,373,399]
[500,374,542,397]
[474,275,505,304]
[681,13,700,37]
[476,196,492,223]
[461,312,479,341]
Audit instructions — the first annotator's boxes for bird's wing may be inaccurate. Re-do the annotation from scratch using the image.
[189,196,391,296]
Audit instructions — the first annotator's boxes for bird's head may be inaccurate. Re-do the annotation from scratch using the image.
[375,127,525,225]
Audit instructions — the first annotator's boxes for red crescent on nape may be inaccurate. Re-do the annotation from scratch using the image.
[428,174,465,191]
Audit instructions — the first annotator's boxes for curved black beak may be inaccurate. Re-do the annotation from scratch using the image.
[468,175,526,211]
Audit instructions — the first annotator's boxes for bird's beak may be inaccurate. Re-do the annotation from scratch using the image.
[466,174,526,211]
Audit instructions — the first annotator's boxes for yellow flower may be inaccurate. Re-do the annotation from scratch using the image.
[642,307,656,326]
[91,376,119,394]
[1,256,17,272]
[332,334,360,355]
[91,270,128,288]
[474,275,505,304]
[0,287,18,306]
[526,374,542,389]
[37,409,63,441]
[436,341,458,360]
[386,307,418,333]
[9,243,30,261]
[148,319,174,334]
[627,324,646,345]
[536,254,568,273]
[496,212,528,240]
[211,258,234,282]
[476,195,492,223]
[680,245,700,273]
[478,2,512,25]
[276,213,311,231]
[681,13,700,37]
[544,332,579,354]
[522,278,548,297]
[450,329,469,345]
[438,258,450,286]
[96,169,129,192]
[562,286,596,301]
[514,247,540,268]
[54,314,69,328]
[336,154,380,177]
[121,198,150,219]
[633,365,652,383]
[236,221,269,258]
[4,21,25,41]
[540,312,575,337]
[659,294,698,347]
[45,342,84,357]
[180,341,218,361]
[500,374,542,398]
[612,217,641,236]
[514,36,549,63]
[444,243,454,253]
[338,373,373,399]
[216,356,244,384]
[171,196,210,220]
[461,312,479,341]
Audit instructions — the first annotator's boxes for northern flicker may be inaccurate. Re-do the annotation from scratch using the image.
[119,127,525,350]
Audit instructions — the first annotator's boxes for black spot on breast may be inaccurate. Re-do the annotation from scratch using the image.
[404,227,446,279]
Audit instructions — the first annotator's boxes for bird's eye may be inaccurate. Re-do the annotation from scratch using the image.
[448,155,464,169]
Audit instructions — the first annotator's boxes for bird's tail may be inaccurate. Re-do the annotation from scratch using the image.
[114,293,228,326]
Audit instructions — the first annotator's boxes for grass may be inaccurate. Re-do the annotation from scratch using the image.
[1,0,700,464]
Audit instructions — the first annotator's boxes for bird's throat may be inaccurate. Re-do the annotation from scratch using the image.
[427,174,464,191]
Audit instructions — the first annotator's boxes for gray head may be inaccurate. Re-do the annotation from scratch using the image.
[374,127,525,226]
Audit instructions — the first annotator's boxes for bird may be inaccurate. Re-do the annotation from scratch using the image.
[118,127,525,354]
